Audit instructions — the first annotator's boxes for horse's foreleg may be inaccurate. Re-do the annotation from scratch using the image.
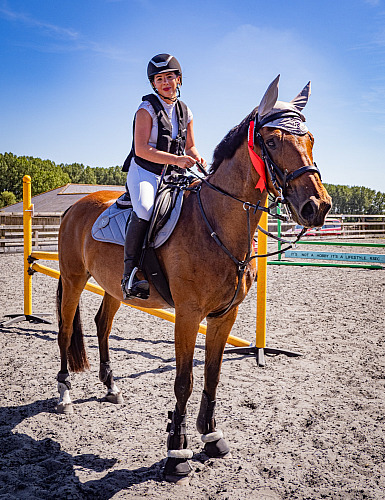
[95,292,123,404]
[164,312,200,482]
[197,306,239,458]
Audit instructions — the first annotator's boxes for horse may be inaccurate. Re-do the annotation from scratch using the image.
[56,75,331,482]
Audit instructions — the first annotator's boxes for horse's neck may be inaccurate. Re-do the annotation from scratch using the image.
[204,142,267,256]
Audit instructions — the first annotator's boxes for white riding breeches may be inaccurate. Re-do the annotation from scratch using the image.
[126,162,161,221]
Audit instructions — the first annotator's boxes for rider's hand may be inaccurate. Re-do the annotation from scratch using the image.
[197,157,207,168]
[175,155,196,169]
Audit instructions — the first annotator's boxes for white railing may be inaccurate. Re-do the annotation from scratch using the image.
[268,214,385,240]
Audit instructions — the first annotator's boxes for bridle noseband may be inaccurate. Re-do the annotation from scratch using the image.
[252,110,321,203]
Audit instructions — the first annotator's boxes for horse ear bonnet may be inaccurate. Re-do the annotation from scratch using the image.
[290,81,311,112]
[257,74,280,117]
[257,76,311,136]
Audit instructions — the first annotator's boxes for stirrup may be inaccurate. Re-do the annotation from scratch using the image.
[121,268,149,300]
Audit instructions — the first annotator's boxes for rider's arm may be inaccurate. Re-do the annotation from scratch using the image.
[185,120,207,168]
[134,108,195,169]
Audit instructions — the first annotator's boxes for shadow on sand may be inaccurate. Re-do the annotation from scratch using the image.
[0,398,178,499]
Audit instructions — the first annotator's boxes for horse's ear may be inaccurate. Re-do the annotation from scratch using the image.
[258,75,280,117]
[290,81,311,111]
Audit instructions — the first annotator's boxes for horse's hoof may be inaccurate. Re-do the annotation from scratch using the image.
[164,457,192,483]
[204,438,230,458]
[164,474,190,485]
[56,402,74,415]
[104,392,124,404]
[217,451,232,459]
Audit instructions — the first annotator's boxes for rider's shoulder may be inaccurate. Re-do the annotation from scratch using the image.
[137,99,156,120]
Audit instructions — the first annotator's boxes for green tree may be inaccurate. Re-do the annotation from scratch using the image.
[0,152,25,199]
[61,163,86,183]
[324,183,385,215]
[0,153,70,200]
[371,191,385,214]
[79,165,97,184]
[94,166,126,186]
[0,191,17,208]
[29,164,70,196]
[1,154,126,199]
[2,155,384,214]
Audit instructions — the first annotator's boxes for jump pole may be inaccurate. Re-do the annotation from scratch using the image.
[270,212,385,269]
[225,198,302,365]
[1,175,250,348]
[1,175,52,326]
[29,261,250,347]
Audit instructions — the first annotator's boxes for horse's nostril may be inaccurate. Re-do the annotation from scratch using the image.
[301,200,315,220]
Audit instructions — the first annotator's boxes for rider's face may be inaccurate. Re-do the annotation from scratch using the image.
[152,72,180,100]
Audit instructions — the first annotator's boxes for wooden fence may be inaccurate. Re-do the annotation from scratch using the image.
[1,212,384,253]
[0,213,62,253]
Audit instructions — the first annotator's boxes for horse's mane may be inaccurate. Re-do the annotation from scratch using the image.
[210,107,256,173]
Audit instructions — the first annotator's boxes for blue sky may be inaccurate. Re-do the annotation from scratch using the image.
[1,0,385,191]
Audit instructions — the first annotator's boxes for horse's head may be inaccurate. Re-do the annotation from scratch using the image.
[255,75,331,227]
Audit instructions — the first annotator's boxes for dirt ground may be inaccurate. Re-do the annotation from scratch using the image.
[0,242,384,499]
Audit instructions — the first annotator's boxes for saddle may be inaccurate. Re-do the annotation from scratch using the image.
[140,178,185,307]
[92,172,193,307]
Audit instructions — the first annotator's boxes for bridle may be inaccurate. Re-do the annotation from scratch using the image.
[181,110,322,318]
[250,110,322,204]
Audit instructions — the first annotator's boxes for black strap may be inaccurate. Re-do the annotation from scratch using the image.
[167,407,187,436]
[195,186,252,318]
[191,178,307,317]
[285,164,321,183]
[255,111,302,133]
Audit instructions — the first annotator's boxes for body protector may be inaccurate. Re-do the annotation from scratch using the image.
[122,94,188,175]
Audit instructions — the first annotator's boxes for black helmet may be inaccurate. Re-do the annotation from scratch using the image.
[147,53,182,82]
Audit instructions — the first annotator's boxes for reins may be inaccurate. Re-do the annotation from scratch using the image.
[179,109,322,317]
[190,177,305,264]
[192,183,306,318]
[184,166,304,318]
[186,166,287,222]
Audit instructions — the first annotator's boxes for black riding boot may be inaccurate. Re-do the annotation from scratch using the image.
[121,211,150,300]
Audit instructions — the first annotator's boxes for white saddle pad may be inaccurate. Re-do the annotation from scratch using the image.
[91,191,183,248]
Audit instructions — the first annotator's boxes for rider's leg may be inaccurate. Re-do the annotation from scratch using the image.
[121,211,150,299]
[122,163,160,300]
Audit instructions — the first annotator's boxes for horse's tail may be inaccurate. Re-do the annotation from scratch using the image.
[57,276,90,372]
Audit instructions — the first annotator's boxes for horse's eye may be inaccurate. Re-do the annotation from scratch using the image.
[266,139,276,149]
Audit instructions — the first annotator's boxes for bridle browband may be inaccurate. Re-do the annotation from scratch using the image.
[252,110,321,203]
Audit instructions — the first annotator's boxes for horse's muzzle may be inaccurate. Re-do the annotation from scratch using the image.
[296,195,332,228]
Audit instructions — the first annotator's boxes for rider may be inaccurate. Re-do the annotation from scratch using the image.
[121,53,207,300]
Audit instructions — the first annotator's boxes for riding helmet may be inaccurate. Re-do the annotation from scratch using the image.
[147,54,182,82]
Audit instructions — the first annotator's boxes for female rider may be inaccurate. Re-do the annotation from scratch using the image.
[121,53,206,300]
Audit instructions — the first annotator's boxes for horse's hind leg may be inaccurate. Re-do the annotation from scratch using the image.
[196,307,239,458]
[57,273,89,414]
[95,292,123,404]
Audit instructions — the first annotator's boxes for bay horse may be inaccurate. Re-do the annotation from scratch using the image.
[56,76,331,481]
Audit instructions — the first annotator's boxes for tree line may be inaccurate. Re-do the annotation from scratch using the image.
[323,183,385,215]
[0,153,384,214]
[0,153,126,208]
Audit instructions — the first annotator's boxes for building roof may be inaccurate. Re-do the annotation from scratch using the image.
[0,184,126,214]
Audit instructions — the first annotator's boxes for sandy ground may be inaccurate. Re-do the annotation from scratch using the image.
[0,242,384,499]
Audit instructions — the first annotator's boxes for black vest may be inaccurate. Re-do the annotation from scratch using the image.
[122,94,189,174]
